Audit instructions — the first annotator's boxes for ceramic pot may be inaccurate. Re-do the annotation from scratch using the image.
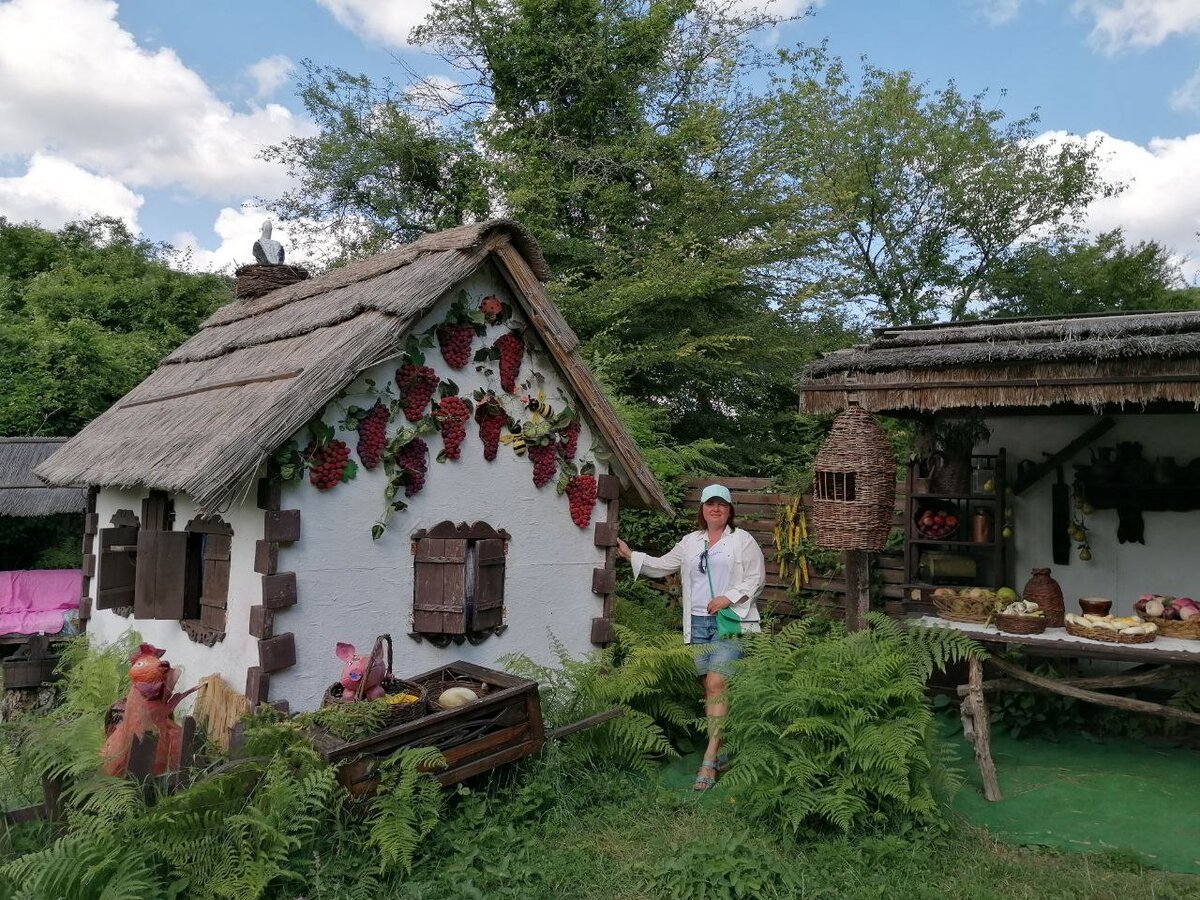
[1078,597,1112,616]
[1022,567,1065,627]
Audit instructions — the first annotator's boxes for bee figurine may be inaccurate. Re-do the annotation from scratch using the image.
[523,393,554,419]
[499,421,527,456]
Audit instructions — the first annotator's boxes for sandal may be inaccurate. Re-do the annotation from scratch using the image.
[693,759,719,791]
[715,753,731,774]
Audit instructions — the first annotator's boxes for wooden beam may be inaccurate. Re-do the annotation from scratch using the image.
[264,509,301,543]
[843,550,870,632]
[1012,417,1116,495]
[961,657,1002,802]
[119,369,303,409]
[802,373,1200,393]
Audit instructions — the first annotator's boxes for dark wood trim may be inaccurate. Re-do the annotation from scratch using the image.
[184,515,234,535]
[592,522,617,547]
[257,477,281,512]
[412,520,512,542]
[180,620,224,646]
[245,666,270,706]
[261,572,297,609]
[803,373,1200,393]
[591,567,616,595]
[110,508,140,528]
[1012,417,1115,495]
[264,510,301,543]
[258,633,296,673]
[84,512,99,536]
[119,369,304,409]
[590,618,615,645]
[596,474,622,501]
[81,554,96,578]
[253,540,278,575]
[249,606,274,639]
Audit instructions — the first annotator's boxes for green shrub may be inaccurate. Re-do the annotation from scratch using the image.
[720,614,983,835]
[644,831,802,900]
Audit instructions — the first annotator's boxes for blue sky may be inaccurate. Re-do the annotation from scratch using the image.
[2,0,1199,276]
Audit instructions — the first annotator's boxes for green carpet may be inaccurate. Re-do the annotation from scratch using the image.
[951,728,1200,874]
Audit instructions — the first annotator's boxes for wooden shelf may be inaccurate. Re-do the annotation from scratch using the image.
[911,493,1000,501]
[902,582,1003,592]
[910,539,996,547]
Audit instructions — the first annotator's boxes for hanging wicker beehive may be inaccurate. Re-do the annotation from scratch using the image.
[811,405,896,551]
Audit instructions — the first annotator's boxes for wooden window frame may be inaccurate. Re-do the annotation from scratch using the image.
[410,521,510,647]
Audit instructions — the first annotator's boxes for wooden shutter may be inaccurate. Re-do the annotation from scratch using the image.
[134,529,188,620]
[96,527,138,610]
[413,537,467,634]
[472,538,506,630]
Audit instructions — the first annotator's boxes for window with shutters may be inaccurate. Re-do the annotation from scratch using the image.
[411,521,509,645]
[95,509,140,614]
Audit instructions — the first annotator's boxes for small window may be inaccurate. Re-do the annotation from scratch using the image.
[411,521,509,645]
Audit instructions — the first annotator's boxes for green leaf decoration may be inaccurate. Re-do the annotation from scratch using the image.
[341,460,358,482]
[371,522,386,540]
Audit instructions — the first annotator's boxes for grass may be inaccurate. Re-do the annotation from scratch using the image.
[393,749,1200,900]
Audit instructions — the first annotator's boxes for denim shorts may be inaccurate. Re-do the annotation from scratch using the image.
[689,614,743,677]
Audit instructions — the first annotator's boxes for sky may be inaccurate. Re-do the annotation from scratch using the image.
[1,0,1199,278]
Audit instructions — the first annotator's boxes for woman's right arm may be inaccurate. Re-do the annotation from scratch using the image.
[619,536,688,580]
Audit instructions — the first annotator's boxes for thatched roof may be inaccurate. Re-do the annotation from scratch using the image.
[37,220,669,513]
[0,438,86,517]
[798,310,1200,415]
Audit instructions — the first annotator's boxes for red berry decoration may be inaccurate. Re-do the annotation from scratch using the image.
[566,473,598,528]
[528,442,558,488]
[559,417,581,461]
[396,363,438,422]
[434,395,471,460]
[479,295,504,322]
[474,394,507,461]
[394,436,428,497]
[494,332,524,393]
[355,402,389,469]
[306,439,352,490]
[437,323,475,369]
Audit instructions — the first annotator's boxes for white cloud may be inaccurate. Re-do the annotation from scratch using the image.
[971,0,1023,25]
[246,55,294,100]
[1041,128,1200,280]
[173,205,328,273]
[314,0,437,47]
[1073,0,1200,53]
[0,0,313,200]
[0,153,143,230]
[1170,65,1200,113]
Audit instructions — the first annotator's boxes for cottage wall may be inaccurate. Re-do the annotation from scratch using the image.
[88,486,263,697]
[271,262,615,709]
[982,413,1200,616]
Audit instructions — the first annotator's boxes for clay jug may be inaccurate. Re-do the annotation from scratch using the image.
[1022,567,1064,627]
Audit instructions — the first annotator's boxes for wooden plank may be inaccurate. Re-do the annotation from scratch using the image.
[127,732,159,781]
[596,474,622,501]
[593,522,617,547]
[258,633,296,673]
[261,572,297,609]
[472,538,505,631]
[133,529,159,618]
[254,540,278,575]
[245,666,269,705]
[591,617,615,645]
[79,596,92,622]
[84,512,99,535]
[154,531,188,620]
[96,526,138,609]
[264,509,301,544]
[1013,417,1116,495]
[81,553,96,578]
[119,369,305,409]
[257,477,281,511]
[203,558,231,605]
[436,738,545,787]
[685,476,773,491]
[439,723,529,767]
[962,657,1002,802]
[249,605,274,639]
[591,567,616,596]
[199,603,226,631]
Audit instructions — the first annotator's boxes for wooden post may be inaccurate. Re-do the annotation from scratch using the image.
[843,550,871,631]
[960,657,1002,802]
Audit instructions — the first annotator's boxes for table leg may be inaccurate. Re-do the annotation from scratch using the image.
[960,656,1002,802]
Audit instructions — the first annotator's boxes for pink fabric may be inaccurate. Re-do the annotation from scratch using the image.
[0,569,81,635]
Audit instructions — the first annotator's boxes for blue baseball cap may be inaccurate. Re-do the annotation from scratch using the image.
[700,484,733,505]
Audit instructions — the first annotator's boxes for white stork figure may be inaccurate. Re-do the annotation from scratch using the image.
[252,220,285,265]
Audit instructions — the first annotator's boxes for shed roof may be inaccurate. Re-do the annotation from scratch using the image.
[0,438,87,517]
[36,220,669,513]
[798,310,1200,415]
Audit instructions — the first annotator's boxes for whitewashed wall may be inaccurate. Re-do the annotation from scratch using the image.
[981,413,1200,617]
[88,485,263,700]
[271,262,617,710]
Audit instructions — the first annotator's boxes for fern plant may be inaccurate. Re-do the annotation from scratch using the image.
[719,614,984,835]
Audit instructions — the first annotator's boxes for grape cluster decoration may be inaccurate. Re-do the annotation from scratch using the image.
[473,390,507,461]
[436,293,486,370]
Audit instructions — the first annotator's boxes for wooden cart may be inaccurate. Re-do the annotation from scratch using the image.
[308,661,548,795]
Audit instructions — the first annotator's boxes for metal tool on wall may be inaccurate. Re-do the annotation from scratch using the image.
[1052,465,1070,565]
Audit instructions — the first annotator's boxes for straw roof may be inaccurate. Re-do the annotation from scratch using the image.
[0,438,87,517]
[798,310,1200,415]
[37,220,669,513]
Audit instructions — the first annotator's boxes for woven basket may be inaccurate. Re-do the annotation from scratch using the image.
[320,634,429,725]
[233,263,309,299]
[994,613,1047,635]
[1064,621,1157,645]
[933,594,995,625]
[811,406,897,552]
[420,677,491,711]
[1022,568,1065,628]
[1144,615,1200,641]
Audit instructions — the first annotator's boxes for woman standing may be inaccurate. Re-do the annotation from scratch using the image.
[617,484,766,790]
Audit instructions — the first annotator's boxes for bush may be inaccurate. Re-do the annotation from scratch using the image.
[720,614,983,835]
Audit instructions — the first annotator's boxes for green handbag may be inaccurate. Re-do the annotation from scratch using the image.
[705,539,742,637]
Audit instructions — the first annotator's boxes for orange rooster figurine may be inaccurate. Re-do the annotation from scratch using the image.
[100,643,197,777]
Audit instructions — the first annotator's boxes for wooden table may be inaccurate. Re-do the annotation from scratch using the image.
[916,616,1200,801]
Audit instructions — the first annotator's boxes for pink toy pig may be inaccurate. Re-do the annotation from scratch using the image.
[336,641,386,701]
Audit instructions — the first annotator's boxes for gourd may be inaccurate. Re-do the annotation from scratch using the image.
[437,687,478,709]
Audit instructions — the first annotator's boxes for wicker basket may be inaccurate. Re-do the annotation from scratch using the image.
[419,676,491,711]
[1143,615,1200,641]
[321,634,428,725]
[994,613,1047,635]
[1064,621,1157,644]
[811,406,897,552]
[233,263,309,299]
[933,594,996,625]
[1022,568,1065,628]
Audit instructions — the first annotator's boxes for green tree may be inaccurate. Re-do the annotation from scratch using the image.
[981,229,1197,317]
[759,47,1117,325]
[0,217,230,436]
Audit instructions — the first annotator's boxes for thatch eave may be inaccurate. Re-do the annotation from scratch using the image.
[0,438,87,517]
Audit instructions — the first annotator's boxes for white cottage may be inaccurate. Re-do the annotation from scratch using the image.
[37,220,669,711]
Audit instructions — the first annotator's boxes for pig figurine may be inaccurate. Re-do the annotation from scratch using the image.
[335,641,386,701]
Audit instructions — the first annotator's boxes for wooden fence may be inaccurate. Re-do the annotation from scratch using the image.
[677,477,907,619]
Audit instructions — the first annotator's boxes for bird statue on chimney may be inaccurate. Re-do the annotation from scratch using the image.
[252,220,285,265]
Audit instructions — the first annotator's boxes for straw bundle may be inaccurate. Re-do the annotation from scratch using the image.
[194,674,250,751]
[234,264,310,299]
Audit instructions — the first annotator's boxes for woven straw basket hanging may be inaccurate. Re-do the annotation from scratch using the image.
[812,405,896,551]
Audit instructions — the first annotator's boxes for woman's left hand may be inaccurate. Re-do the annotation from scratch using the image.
[707,595,732,614]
